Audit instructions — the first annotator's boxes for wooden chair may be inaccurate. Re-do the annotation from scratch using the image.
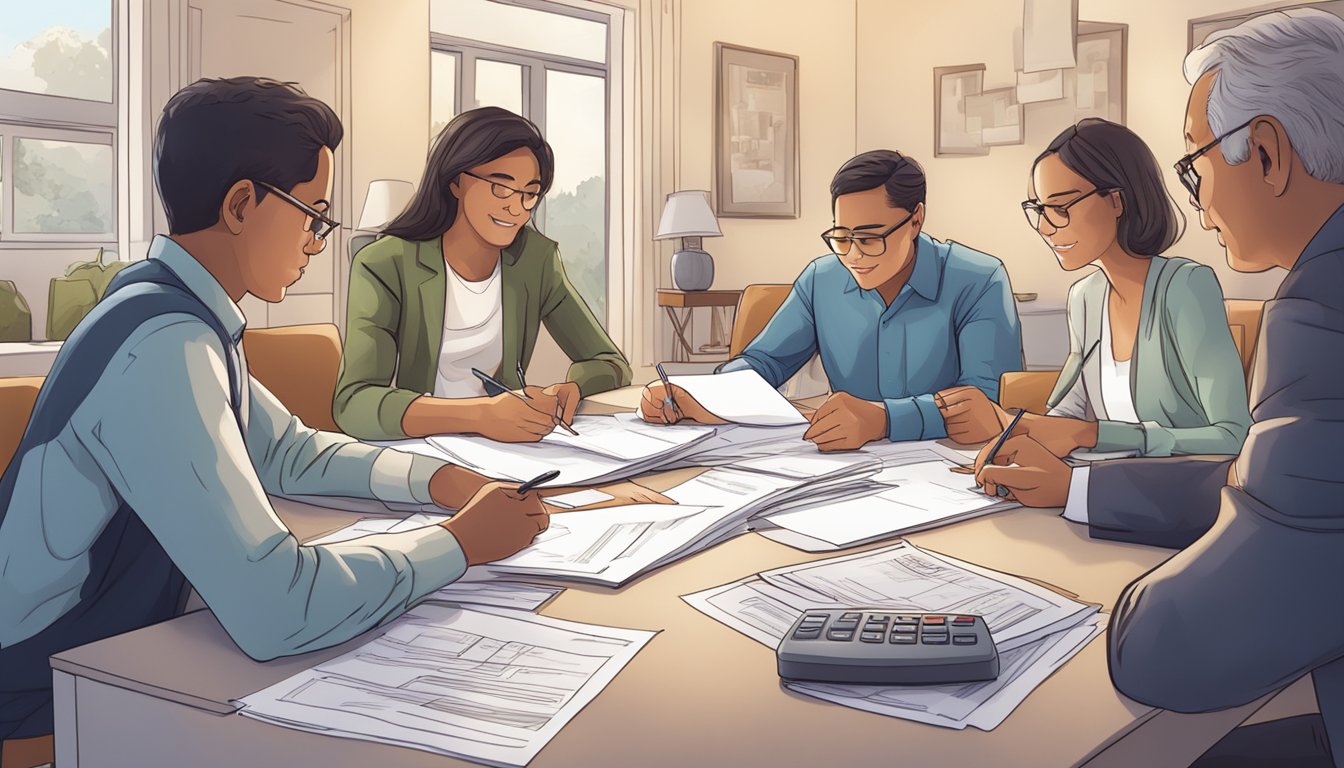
[0,376,43,476]
[241,323,344,432]
[728,284,792,358]
[998,299,1267,414]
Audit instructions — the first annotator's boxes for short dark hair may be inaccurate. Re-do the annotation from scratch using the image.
[154,76,343,235]
[830,150,927,213]
[383,107,555,241]
[1033,118,1184,256]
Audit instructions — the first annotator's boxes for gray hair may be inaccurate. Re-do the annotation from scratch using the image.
[1184,8,1344,183]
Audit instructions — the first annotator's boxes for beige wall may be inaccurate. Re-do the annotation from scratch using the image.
[855,0,1294,307]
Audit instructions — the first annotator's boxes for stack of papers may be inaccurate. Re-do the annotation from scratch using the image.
[683,541,1102,731]
[425,414,717,487]
[758,448,1018,551]
[237,604,655,767]
[667,368,809,426]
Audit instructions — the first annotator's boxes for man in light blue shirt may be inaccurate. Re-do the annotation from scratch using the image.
[0,76,548,762]
[642,150,1022,450]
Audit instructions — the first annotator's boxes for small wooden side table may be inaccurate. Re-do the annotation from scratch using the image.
[656,289,742,362]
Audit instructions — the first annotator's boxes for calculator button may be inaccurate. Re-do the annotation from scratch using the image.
[792,628,822,640]
[804,614,830,622]
[921,626,947,635]
[892,625,916,634]
[840,612,863,621]
[863,623,887,633]
[952,616,976,626]
[827,630,855,641]
[922,616,946,626]
[864,614,890,623]
[861,632,884,643]
[799,619,826,629]
[890,634,917,644]
[922,634,949,644]
[895,615,920,624]
[953,634,977,645]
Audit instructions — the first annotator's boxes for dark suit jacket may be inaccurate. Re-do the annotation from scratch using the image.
[1097,204,1344,759]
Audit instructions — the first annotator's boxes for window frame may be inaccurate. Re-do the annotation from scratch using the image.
[0,0,119,249]
[430,1,612,325]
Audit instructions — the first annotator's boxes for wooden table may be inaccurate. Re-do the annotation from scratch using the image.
[48,386,1305,768]
[656,289,742,362]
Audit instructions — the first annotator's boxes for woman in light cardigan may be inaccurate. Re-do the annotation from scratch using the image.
[939,119,1251,459]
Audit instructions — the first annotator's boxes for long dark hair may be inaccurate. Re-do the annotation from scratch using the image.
[1032,118,1184,256]
[383,107,555,241]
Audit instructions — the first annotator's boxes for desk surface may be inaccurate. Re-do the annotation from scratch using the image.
[52,387,1277,768]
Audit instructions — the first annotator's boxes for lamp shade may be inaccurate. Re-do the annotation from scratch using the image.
[357,179,415,231]
[654,190,722,239]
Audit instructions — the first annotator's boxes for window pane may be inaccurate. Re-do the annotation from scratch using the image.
[475,59,523,115]
[0,1,113,102]
[431,0,606,64]
[431,51,458,139]
[13,137,113,234]
[542,70,606,325]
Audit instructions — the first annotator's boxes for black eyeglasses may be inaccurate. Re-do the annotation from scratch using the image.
[462,171,542,211]
[821,210,916,257]
[1021,187,1119,230]
[1174,117,1256,207]
[254,181,341,240]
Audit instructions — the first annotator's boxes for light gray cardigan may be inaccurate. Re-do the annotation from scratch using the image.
[1047,255,1251,457]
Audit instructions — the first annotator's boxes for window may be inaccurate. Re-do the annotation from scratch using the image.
[430,0,610,324]
[0,0,117,245]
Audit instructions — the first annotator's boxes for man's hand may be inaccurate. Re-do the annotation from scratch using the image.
[935,385,1008,445]
[639,382,728,425]
[524,381,581,430]
[472,393,558,442]
[974,435,1072,507]
[802,391,888,452]
[441,481,549,566]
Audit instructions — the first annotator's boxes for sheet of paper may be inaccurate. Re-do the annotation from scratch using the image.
[538,415,715,461]
[544,488,617,509]
[237,604,655,767]
[667,368,809,426]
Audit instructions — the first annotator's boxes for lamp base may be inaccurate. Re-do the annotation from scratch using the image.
[671,248,714,291]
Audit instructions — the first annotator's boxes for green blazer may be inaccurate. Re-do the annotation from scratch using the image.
[334,226,631,439]
[1047,255,1251,457]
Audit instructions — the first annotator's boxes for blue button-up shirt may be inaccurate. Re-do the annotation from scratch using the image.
[723,233,1023,441]
[0,236,466,661]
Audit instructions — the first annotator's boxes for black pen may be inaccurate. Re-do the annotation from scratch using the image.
[982,408,1026,498]
[654,363,683,421]
[471,367,580,437]
[516,469,560,494]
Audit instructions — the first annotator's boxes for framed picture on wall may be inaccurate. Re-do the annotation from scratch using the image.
[1189,0,1344,50]
[1073,21,1127,124]
[934,64,991,157]
[714,42,800,219]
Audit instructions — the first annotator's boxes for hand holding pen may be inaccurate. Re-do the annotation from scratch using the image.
[471,367,580,437]
[975,408,1026,498]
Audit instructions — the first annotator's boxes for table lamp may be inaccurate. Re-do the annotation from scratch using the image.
[655,190,722,291]
[350,179,415,263]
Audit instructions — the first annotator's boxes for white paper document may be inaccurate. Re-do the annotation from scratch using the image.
[426,415,716,487]
[667,368,809,426]
[237,604,655,767]
[544,488,616,509]
[682,541,1100,730]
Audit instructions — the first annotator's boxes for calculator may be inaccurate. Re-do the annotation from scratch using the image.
[776,610,1000,685]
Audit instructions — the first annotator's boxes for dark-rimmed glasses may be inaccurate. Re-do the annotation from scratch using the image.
[1021,187,1119,230]
[254,181,340,240]
[820,210,916,257]
[462,171,542,211]
[1174,117,1256,207]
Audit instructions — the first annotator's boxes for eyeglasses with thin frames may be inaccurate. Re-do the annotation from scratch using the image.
[254,181,341,240]
[462,171,543,211]
[820,210,916,257]
[1174,117,1256,208]
[1021,187,1119,230]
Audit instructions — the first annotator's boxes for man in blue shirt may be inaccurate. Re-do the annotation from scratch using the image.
[0,76,548,767]
[642,150,1022,451]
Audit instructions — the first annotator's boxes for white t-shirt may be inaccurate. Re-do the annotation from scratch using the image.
[433,260,503,398]
[1099,292,1140,424]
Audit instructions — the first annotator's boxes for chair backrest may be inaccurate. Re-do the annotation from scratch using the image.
[0,376,44,476]
[1224,299,1265,379]
[729,284,792,358]
[241,323,344,432]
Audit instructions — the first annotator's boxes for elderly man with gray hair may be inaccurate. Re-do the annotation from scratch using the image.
[975,7,1344,765]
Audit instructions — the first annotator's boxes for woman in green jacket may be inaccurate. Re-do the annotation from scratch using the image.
[940,118,1251,459]
[335,107,630,442]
